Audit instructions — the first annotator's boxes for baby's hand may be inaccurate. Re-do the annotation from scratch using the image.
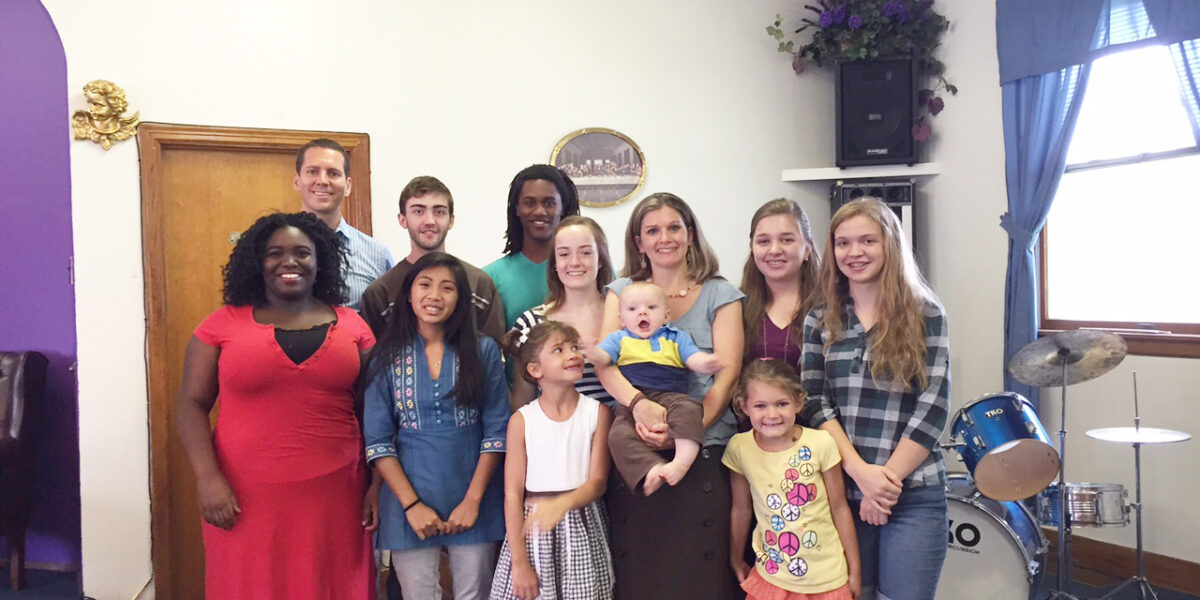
[580,338,611,367]
[686,351,724,375]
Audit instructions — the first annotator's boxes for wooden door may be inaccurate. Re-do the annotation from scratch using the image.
[139,124,372,600]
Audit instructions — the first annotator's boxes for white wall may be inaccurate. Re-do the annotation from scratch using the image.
[41,0,1199,598]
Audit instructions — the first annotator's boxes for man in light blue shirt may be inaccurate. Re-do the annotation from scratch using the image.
[294,139,393,310]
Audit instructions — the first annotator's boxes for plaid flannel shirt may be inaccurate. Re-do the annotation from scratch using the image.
[800,299,951,499]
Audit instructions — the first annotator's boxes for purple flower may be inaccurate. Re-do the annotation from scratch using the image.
[848,14,863,29]
[819,10,835,27]
[882,0,912,20]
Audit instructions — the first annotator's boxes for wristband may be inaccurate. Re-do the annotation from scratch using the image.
[628,392,649,411]
[403,499,421,512]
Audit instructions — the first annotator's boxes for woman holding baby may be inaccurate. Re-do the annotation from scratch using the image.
[597,192,745,600]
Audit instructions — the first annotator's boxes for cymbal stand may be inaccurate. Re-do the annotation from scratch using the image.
[1099,372,1159,600]
[1048,348,1080,600]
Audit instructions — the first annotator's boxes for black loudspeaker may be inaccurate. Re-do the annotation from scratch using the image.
[835,58,918,167]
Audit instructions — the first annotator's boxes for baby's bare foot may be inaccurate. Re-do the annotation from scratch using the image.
[643,464,667,496]
[659,461,689,487]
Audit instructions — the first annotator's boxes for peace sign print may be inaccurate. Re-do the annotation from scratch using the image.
[765,560,780,575]
[789,453,802,467]
[788,557,808,577]
[802,529,819,548]
[781,503,801,521]
[799,463,816,478]
[778,532,800,555]
[797,446,812,461]
[788,482,817,506]
[766,493,783,510]
[764,530,777,547]
[770,515,786,531]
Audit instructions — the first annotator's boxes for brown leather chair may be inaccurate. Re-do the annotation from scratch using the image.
[0,351,47,591]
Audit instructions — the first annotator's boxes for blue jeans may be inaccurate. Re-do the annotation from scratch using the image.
[851,483,948,600]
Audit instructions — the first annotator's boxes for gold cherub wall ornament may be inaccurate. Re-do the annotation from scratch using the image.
[71,80,139,150]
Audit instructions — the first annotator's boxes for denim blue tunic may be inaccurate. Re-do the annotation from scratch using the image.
[364,336,509,550]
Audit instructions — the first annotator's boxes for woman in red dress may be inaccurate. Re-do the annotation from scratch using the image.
[177,212,379,599]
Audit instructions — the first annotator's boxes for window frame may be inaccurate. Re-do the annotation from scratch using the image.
[1039,224,1200,358]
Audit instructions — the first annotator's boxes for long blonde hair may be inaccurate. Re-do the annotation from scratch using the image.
[817,198,938,390]
[620,192,720,282]
[740,199,821,358]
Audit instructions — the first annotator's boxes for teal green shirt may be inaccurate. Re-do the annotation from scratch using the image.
[483,252,548,330]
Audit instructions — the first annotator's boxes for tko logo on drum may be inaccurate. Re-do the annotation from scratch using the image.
[984,408,1005,419]
[947,520,982,552]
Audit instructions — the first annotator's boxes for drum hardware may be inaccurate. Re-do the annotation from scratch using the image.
[935,474,1047,600]
[1037,482,1129,528]
[1007,330,1127,600]
[1086,372,1191,600]
[949,392,1059,502]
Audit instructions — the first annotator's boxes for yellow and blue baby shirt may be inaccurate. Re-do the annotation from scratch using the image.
[598,325,701,394]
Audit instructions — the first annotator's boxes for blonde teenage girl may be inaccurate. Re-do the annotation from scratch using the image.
[800,198,950,600]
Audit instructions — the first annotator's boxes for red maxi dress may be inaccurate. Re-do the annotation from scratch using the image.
[194,305,376,600]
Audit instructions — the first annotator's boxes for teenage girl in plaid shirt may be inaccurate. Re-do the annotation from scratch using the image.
[490,321,614,600]
[800,199,951,600]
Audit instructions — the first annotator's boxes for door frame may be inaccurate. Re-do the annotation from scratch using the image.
[138,123,372,598]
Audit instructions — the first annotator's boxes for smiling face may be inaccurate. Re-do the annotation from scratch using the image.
[753,213,809,284]
[409,265,459,328]
[516,179,563,244]
[400,192,454,253]
[635,206,691,271]
[526,331,585,384]
[833,214,885,290]
[553,224,599,292]
[294,147,351,219]
[262,225,317,303]
[741,380,802,447]
[619,284,669,339]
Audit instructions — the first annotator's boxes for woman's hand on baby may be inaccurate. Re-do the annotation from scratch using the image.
[444,497,481,534]
[632,398,671,448]
[524,497,569,533]
[405,503,444,540]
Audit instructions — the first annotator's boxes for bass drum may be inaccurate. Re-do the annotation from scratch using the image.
[936,474,1047,600]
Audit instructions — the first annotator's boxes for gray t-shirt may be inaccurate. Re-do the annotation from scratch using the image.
[605,277,745,446]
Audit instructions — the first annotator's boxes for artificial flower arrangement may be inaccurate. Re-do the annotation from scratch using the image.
[767,0,955,140]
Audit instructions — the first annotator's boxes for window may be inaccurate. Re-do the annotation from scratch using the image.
[1041,43,1200,357]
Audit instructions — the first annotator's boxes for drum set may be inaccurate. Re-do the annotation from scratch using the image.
[934,330,1192,600]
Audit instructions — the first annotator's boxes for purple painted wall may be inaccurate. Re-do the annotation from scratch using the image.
[0,0,81,570]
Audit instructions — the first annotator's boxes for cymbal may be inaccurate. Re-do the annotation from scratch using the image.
[1007,330,1127,387]
[1086,427,1191,445]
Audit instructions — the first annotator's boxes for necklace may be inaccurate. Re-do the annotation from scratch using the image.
[665,281,698,299]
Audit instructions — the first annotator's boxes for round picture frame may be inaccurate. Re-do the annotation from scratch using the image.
[551,127,646,208]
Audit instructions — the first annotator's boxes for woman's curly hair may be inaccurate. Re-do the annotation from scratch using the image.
[222,212,348,306]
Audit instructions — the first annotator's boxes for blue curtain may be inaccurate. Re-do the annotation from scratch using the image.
[995,0,1200,404]
[998,66,1092,404]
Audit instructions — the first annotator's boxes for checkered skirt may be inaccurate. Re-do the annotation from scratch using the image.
[490,500,613,600]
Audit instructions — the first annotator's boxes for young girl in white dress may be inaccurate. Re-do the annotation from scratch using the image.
[490,321,614,600]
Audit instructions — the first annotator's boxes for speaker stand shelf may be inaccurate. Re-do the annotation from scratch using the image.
[781,162,942,182]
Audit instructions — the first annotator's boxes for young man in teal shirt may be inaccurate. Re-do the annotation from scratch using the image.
[484,164,580,329]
